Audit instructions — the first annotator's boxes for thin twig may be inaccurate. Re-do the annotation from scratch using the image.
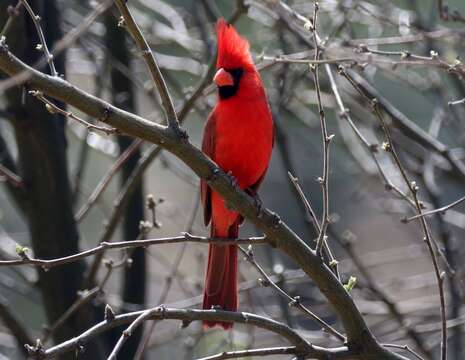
[347,28,465,46]
[41,255,124,343]
[19,0,57,76]
[27,307,323,360]
[383,343,425,360]
[0,233,266,269]
[448,98,465,106]
[338,233,431,357]
[325,64,431,355]
[287,171,341,278]
[0,0,113,93]
[338,69,448,360]
[195,346,297,360]
[29,91,117,135]
[310,2,333,257]
[373,103,448,360]
[0,2,22,37]
[0,163,23,188]
[107,308,157,360]
[114,0,180,131]
[288,172,320,233]
[240,246,345,342]
[133,192,200,360]
[341,68,465,180]
[403,194,465,222]
[75,139,142,221]
[42,288,100,343]
[263,55,356,65]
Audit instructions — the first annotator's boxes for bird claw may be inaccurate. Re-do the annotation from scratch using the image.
[226,171,239,188]
[173,126,189,141]
[245,188,263,215]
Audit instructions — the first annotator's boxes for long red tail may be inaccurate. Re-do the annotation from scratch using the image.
[202,222,238,329]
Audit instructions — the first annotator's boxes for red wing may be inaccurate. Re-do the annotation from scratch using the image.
[241,118,275,225]
[201,111,217,226]
[249,118,275,193]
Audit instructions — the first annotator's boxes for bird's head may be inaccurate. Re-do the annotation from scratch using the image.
[214,19,261,100]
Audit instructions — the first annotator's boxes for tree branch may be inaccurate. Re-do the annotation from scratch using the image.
[30,90,117,135]
[114,0,180,131]
[19,0,58,76]
[26,306,354,360]
[309,2,333,257]
[403,194,465,223]
[195,346,296,360]
[0,233,266,268]
[0,163,23,188]
[240,245,345,342]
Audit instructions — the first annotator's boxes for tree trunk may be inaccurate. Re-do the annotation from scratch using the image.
[104,10,146,358]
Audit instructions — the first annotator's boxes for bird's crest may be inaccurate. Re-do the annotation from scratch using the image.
[216,19,253,70]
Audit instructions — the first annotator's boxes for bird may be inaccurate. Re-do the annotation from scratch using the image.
[201,19,274,329]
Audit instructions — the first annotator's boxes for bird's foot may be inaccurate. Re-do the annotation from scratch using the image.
[226,171,239,188]
[245,188,263,216]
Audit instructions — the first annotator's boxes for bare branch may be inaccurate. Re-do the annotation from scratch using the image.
[355,45,465,81]
[30,90,117,135]
[114,0,180,131]
[0,163,23,188]
[288,171,320,233]
[448,98,465,106]
[383,344,425,360]
[28,307,325,360]
[309,2,333,257]
[0,2,22,37]
[337,68,448,360]
[347,28,465,46]
[75,139,142,221]
[403,194,465,223]
[0,233,266,269]
[195,346,297,360]
[0,0,113,93]
[19,0,57,76]
[341,69,465,180]
[325,65,431,356]
[240,245,345,342]
[263,55,356,65]
[41,288,100,343]
[107,307,155,360]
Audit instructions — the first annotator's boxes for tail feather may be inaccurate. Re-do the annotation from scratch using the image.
[202,221,239,329]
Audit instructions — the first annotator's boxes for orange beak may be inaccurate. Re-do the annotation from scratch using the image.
[213,68,234,87]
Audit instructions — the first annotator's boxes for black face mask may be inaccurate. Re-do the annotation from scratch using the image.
[218,68,244,100]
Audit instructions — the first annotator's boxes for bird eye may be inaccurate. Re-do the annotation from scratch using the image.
[228,68,244,81]
[218,68,244,99]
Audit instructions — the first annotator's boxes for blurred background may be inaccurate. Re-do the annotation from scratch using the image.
[1,0,465,359]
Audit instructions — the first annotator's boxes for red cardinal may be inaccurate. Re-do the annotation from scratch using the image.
[201,19,274,329]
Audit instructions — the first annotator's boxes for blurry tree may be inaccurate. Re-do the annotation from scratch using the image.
[0,1,105,359]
